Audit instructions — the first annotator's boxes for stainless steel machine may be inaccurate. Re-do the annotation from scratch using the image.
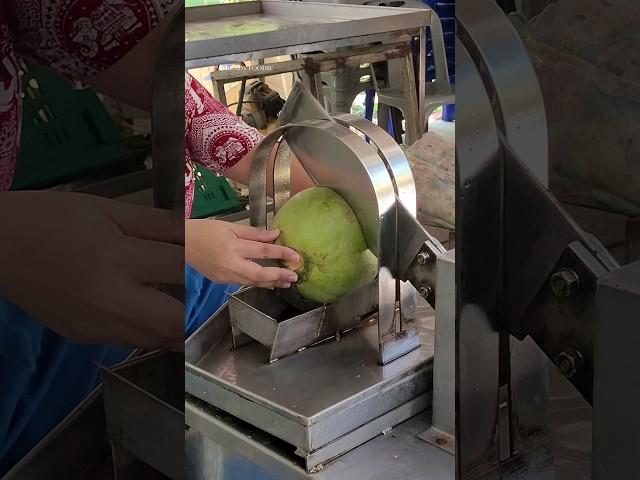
[184,82,456,477]
[184,3,458,477]
[457,0,640,478]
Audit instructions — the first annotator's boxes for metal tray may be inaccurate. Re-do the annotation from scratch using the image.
[185,0,431,65]
[185,301,435,471]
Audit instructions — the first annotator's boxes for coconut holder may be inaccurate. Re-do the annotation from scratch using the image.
[226,86,447,366]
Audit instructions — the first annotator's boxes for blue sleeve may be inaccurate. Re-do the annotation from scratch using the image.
[185,265,239,338]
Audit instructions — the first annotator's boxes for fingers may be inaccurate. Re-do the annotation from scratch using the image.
[122,285,185,349]
[255,281,292,289]
[105,200,184,245]
[241,261,298,288]
[125,237,185,285]
[229,223,280,243]
[238,240,299,263]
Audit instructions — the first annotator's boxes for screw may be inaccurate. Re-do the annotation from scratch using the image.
[417,251,432,265]
[549,269,580,298]
[554,348,584,379]
[419,285,434,300]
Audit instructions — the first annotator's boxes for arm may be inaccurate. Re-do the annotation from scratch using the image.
[224,146,315,198]
[184,75,309,288]
[184,73,313,198]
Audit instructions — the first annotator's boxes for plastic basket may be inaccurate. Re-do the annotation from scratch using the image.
[11,60,134,189]
[190,165,243,219]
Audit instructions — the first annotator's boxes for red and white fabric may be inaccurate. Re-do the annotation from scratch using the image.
[184,72,262,218]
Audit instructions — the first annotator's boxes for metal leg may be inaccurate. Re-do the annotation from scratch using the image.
[418,250,455,454]
[213,79,228,107]
[418,27,427,129]
[312,73,325,110]
[401,52,421,146]
[626,217,640,263]
[377,103,390,132]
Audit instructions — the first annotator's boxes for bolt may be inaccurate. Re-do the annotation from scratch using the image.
[554,348,584,379]
[549,269,581,298]
[416,251,432,265]
[419,285,434,300]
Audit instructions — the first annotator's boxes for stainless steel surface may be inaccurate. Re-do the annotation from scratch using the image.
[2,388,111,480]
[458,0,548,184]
[2,350,141,480]
[592,260,640,480]
[298,394,429,471]
[185,303,435,469]
[152,7,184,214]
[103,352,184,480]
[419,249,455,455]
[457,0,553,477]
[228,284,377,362]
[185,1,431,64]
[247,85,445,365]
[186,398,455,480]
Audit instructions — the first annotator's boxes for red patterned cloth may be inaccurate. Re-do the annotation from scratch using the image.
[184,72,262,218]
[0,0,178,190]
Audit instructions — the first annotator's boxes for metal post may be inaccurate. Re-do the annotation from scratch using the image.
[418,249,456,454]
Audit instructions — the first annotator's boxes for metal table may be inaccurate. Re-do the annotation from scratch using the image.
[185,0,429,142]
[186,400,454,480]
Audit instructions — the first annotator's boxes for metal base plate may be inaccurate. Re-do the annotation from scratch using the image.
[185,303,434,467]
[418,427,456,455]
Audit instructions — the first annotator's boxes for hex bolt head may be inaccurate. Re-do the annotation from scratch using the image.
[417,251,432,265]
[419,285,434,300]
[554,348,584,379]
[550,269,581,298]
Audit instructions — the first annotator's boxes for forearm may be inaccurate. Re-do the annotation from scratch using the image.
[223,145,314,197]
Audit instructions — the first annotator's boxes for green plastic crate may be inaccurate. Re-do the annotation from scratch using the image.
[11,60,134,189]
[190,165,244,218]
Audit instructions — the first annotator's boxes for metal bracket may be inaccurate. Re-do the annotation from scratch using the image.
[500,133,619,403]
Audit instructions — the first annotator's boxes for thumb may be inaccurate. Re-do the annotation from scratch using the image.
[230,223,280,242]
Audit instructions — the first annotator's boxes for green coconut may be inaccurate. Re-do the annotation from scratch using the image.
[271,187,378,304]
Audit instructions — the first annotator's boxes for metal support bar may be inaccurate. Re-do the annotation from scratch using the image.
[209,43,413,110]
[418,249,456,454]
[592,260,640,480]
[401,51,422,146]
[500,134,618,402]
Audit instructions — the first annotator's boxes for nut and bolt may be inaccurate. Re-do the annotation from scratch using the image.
[549,269,581,298]
[419,285,434,300]
[554,348,584,379]
[417,251,432,265]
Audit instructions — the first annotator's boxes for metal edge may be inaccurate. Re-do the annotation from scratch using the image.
[300,393,431,472]
[186,2,431,61]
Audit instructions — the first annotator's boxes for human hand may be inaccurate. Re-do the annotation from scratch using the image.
[185,219,299,289]
[0,191,184,351]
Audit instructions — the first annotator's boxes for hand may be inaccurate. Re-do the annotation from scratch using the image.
[0,191,184,351]
[186,219,299,289]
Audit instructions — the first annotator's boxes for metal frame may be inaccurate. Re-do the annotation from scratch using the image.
[206,42,424,145]
[456,0,552,477]
[185,1,431,68]
[185,0,432,144]
[457,2,640,480]
[245,105,447,365]
[418,249,455,454]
